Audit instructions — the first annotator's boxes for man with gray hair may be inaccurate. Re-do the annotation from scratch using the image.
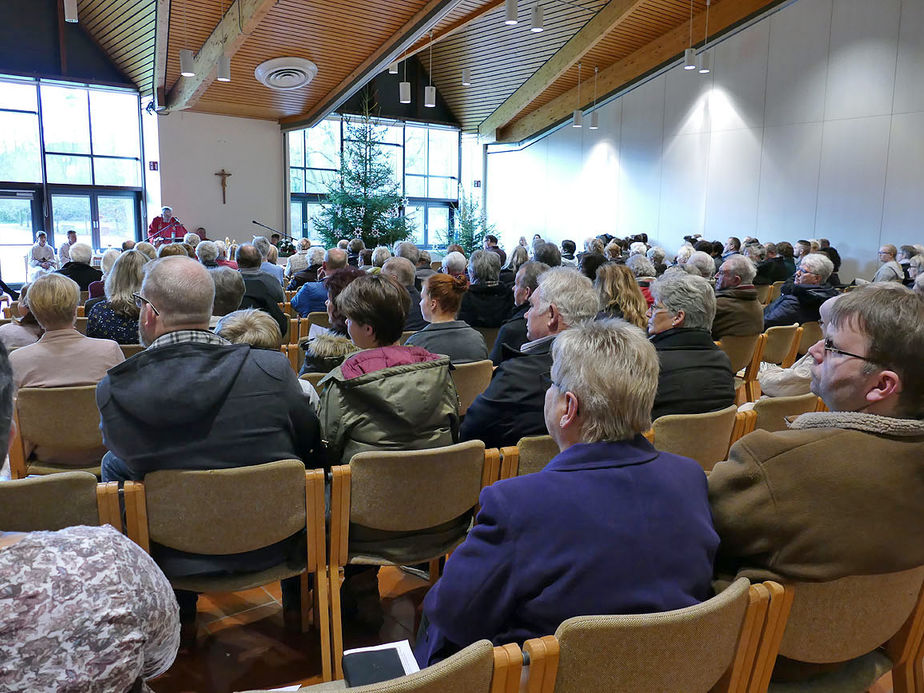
[208,266,246,326]
[382,256,427,331]
[763,253,837,328]
[417,319,718,666]
[285,238,312,279]
[712,253,763,340]
[647,272,735,420]
[458,249,513,328]
[236,244,288,338]
[415,250,437,288]
[441,251,467,278]
[195,240,220,268]
[684,250,716,280]
[56,242,102,290]
[394,241,420,266]
[489,260,550,365]
[461,267,597,448]
[287,246,325,290]
[253,235,285,286]
[291,247,347,315]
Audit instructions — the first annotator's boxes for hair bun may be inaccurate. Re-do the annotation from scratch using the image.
[452,274,470,293]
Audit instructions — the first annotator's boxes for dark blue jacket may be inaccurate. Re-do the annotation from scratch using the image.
[763,282,838,329]
[292,281,328,316]
[415,437,719,666]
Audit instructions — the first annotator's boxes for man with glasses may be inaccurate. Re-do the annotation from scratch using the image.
[872,244,903,283]
[709,284,924,582]
[763,253,837,329]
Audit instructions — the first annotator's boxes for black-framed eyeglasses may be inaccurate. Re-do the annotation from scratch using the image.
[133,292,160,316]
[823,338,876,364]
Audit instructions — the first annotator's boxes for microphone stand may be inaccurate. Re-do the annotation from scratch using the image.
[252,219,298,243]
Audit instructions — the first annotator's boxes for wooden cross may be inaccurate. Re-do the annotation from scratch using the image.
[214,169,232,204]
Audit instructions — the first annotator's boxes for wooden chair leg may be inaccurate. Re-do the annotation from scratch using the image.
[330,566,345,680]
[315,567,332,682]
[428,558,441,586]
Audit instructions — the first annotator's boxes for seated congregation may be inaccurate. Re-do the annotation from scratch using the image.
[1,231,923,693]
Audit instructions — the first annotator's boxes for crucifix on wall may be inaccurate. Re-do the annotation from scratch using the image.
[214,169,232,204]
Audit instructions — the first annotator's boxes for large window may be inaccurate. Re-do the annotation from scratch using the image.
[287,117,460,247]
[0,76,143,282]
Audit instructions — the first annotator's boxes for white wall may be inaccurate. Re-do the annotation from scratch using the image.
[156,111,283,245]
[485,0,924,282]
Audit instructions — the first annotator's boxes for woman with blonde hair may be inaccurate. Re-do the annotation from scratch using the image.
[0,284,43,349]
[594,263,648,329]
[87,250,150,344]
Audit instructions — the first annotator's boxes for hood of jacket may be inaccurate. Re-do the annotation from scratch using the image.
[715,286,759,302]
[340,345,441,380]
[783,282,839,305]
[99,342,252,426]
[304,332,358,360]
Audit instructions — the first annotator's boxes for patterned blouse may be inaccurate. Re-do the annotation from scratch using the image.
[87,301,140,344]
[0,525,180,692]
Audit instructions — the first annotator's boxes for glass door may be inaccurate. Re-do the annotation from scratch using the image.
[97,195,137,249]
[50,191,140,251]
[0,191,40,284]
[50,193,93,250]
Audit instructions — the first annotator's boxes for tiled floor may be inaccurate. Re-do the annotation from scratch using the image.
[150,567,430,693]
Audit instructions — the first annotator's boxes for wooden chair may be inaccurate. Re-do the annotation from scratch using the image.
[285,290,297,301]
[1,301,15,319]
[751,393,821,434]
[281,343,304,373]
[523,578,778,693]
[76,305,85,317]
[74,316,88,335]
[755,284,773,304]
[119,343,144,358]
[277,301,292,317]
[649,405,741,472]
[307,311,330,330]
[451,359,494,416]
[767,281,785,305]
[499,435,560,480]
[124,460,333,680]
[0,471,121,531]
[328,441,496,678]
[431,260,442,271]
[473,326,500,354]
[300,371,326,395]
[747,567,924,693]
[716,334,762,403]
[762,324,802,369]
[400,330,417,345]
[796,321,822,356]
[289,317,312,344]
[9,385,106,479]
[79,290,89,304]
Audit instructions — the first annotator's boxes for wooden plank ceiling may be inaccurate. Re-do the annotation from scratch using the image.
[77,0,781,142]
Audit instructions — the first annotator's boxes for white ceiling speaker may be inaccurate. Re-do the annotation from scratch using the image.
[254,57,318,90]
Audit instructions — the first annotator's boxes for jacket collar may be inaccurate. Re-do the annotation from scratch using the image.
[649,327,716,349]
[546,436,660,472]
[790,411,924,437]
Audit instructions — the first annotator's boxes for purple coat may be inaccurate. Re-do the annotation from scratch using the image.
[415,436,718,666]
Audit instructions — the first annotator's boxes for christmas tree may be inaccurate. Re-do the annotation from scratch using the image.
[441,192,495,255]
[313,96,411,248]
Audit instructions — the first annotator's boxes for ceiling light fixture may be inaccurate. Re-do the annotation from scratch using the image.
[698,0,712,74]
[572,62,583,128]
[683,0,696,69]
[505,0,518,26]
[462,67,472,86]
[424,31,436,107]
[388,62,399,74]
[63,0,78,23]
[216,0,230,82]
[179,3,195,77]
[530,4,544,32]
[399,52,411,104]
[589,66,599,130]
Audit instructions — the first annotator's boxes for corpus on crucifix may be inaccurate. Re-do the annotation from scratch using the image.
[214,168,232,204]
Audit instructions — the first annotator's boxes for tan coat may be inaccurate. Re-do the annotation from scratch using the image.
[10,329,124,390]
[708,411,924,581]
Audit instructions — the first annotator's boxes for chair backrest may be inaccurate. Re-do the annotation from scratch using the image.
[778,567,924,664]
[0,472,120,531]
[516,435,559,477]
[431,260,442,271]
[652,404,738,472]
[451,360,494,415]
[76,305,85,317]
[289,317,311,344]
[761,324,800,365]
[754,284,772,304]
[285,290,297,301]
[346,441,485,534]
[716,334,760,374]
[281,344,304,372]
[473,326,499,353]
[768,281,785,304]
[79,290,89,304]
[400,330,417,345]
[138,460,308,555]
[797,320,823,355]
[547,578,754,693]
[307,311,330,329]
[300,371,325,395]
[74,316,88,334]
[752,393,820,433]
[120,344,144,358]
[16,386,103,451]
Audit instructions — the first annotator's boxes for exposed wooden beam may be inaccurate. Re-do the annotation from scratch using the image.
[478,0,647,142]
[405,0,505,59]
[164,0,276,112]
[278,0,465,131]
[497,0,780,143]
[153,0,170,108]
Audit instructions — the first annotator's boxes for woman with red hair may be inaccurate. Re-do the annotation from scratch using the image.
[405,274,488,363]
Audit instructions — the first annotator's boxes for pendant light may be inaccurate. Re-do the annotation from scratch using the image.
[572,62,583,128]
[216,0,231,81]
[399,53,411,103]
[589,66,599,130]
[179,3,195,77]
[388,62,399,74]
[683,0,696,69]
[63,0,78,23]
[424,32,436,107]
[461,68,472,86]
[505,0,518,26]
[698,0,712,74]
[530,4,544,32]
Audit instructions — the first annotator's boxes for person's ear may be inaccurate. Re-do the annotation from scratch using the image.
[548,304,560,332]
[866,370,901,406]
[671,309,685,327]
[559,391,580,429]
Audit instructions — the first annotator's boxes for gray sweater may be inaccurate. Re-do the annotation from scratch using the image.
[404,320,488,364]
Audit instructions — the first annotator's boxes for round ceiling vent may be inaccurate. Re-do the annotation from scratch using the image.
[254,57,318,90]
